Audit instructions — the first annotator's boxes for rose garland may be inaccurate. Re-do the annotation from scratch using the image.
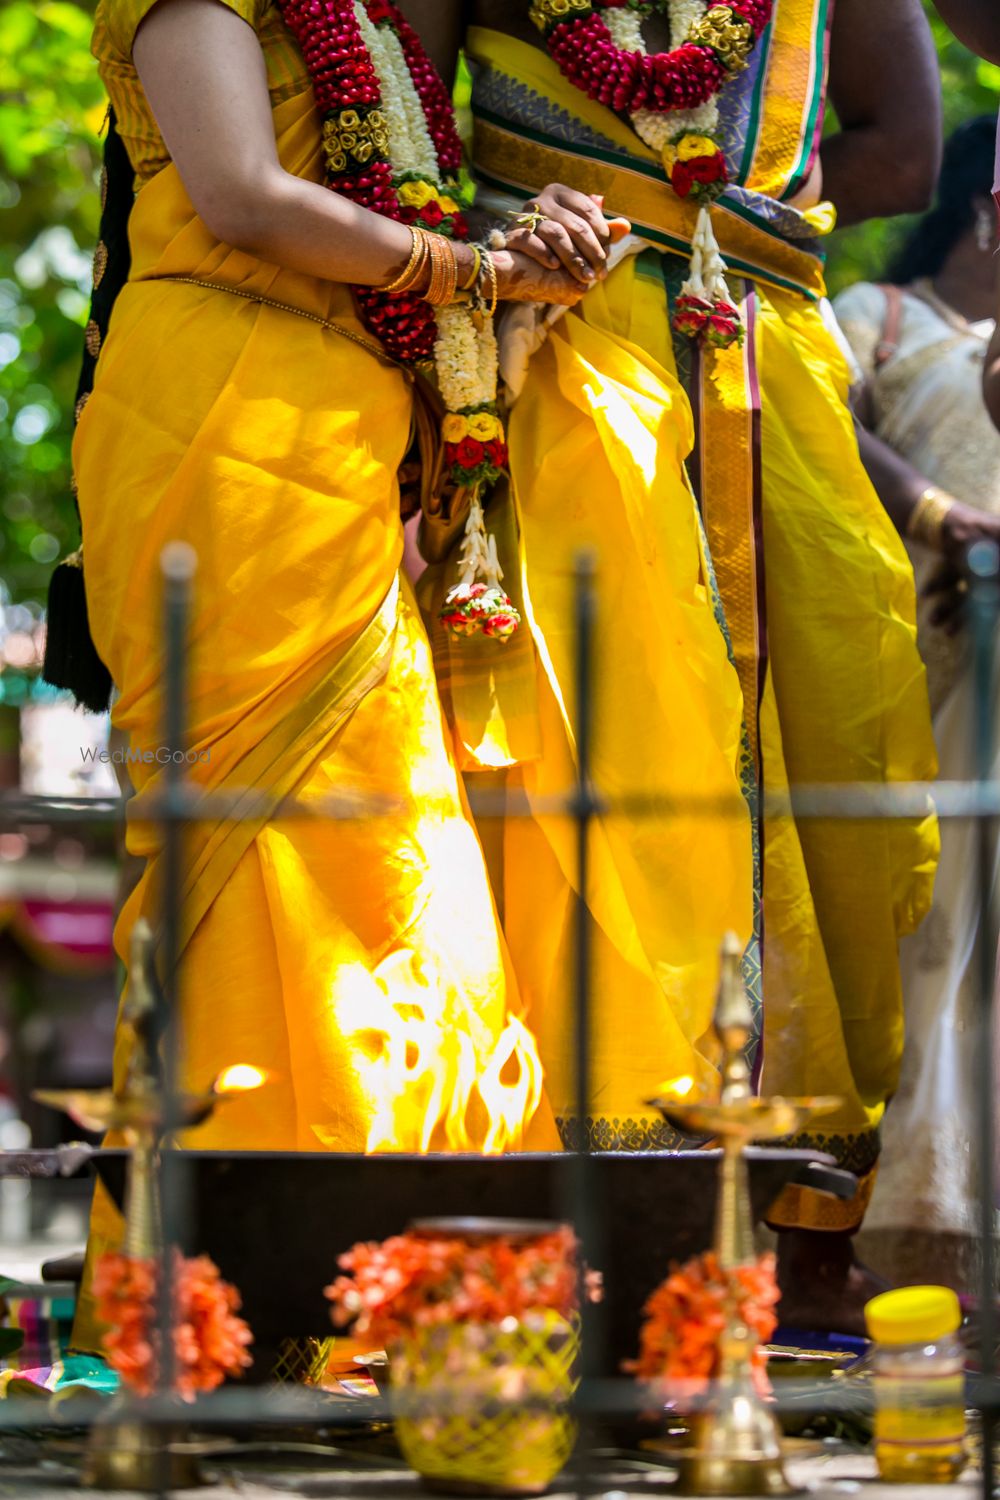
[93,1249,253,1399]
[276,0,519,637]
[529,0,771,112]
[530,0,774,348]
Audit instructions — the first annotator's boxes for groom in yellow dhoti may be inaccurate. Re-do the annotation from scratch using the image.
[407,0,942,1329]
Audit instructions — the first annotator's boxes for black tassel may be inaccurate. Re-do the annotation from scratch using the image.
[42,555,113,714]
[41,109,133,716]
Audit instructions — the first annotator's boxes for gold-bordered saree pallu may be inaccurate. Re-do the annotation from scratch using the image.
[465,21,939,1229]
[71,85,557,1351]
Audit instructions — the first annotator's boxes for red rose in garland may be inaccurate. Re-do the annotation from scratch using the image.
[455,437,485,471]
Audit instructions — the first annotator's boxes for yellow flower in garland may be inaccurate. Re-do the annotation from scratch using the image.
[323,110,389,169]
[398,180,437,209]
[529,0,588,24]
[689,6,755,73]
[466,411,503,442]
[677,134,720,162]
[398,180,461,216]
[441,414,469,443]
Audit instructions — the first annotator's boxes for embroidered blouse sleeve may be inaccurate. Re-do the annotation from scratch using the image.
[104,0,265,59]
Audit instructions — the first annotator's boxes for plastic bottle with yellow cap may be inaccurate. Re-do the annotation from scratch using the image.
[865,1285,966,1482]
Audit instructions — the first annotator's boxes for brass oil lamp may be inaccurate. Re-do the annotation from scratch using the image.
[646,932,841,1496]
[34,918,264,1490]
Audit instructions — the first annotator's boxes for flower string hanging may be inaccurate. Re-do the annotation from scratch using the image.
[529,0,774,348]
[439,492,520,640]
[276,0,519,638]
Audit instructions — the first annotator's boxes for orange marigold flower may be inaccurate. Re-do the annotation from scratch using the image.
[325,1227,593,1349]
[94,1248,253,1400]
[628,1249,778,1400]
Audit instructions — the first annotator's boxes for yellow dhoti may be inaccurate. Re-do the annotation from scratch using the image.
[501,262,755,1147]
[463,26,938,1225]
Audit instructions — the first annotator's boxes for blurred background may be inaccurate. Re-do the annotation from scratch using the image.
[0,0,993,1266]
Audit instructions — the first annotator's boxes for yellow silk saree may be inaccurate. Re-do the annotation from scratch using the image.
[71,37,554,1341]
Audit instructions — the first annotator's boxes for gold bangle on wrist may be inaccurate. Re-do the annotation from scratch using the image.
[480,248,498,319]
[907,485,956,549]
[460,244,482,293]
[424,233,459,306]
[381,227,424,294]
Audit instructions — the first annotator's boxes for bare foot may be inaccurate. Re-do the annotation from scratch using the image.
[775,1228,888,1338]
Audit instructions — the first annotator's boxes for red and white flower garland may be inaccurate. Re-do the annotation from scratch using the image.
[530,0,774,348]
[277,0,519,637]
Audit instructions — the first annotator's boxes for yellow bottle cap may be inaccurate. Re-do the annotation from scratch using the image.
[865,1285,962,1345]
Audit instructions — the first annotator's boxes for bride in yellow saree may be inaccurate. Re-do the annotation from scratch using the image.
[66,0,605,1344]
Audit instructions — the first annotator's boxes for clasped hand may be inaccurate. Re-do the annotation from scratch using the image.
[494,182,632,306]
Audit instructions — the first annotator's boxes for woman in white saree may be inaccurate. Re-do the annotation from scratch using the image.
[834,115,1000,1291]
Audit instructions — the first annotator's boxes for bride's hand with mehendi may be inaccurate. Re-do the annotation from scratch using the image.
[504,183,632,283]
[491,248,593,307]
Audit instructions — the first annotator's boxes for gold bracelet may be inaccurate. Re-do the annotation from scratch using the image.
[460,244,482,293]
[907,485,955,549]
[480,248,498,319]
[381,227,423,294]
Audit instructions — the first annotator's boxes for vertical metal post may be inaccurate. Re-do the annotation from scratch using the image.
[570,551,600,1478]
[969,538,1000,1500]
[156,541,197,1461]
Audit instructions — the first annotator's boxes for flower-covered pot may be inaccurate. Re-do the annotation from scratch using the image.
[391,1311,579,1497]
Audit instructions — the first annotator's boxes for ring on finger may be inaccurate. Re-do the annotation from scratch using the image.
[508,206,546,235]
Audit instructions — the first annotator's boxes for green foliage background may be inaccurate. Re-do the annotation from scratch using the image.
[0,1,996,613]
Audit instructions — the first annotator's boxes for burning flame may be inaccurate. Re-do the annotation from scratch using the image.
[213,1064,268,1096]
[660,1073,697,1101]
[335,949,543,1154]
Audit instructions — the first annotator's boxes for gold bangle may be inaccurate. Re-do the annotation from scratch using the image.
[381,227,423,294]
[425,233,447,305]
[425,233,459,307]
[907,485,955,549]
[481,249,498,319]
[460,244,482,293]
